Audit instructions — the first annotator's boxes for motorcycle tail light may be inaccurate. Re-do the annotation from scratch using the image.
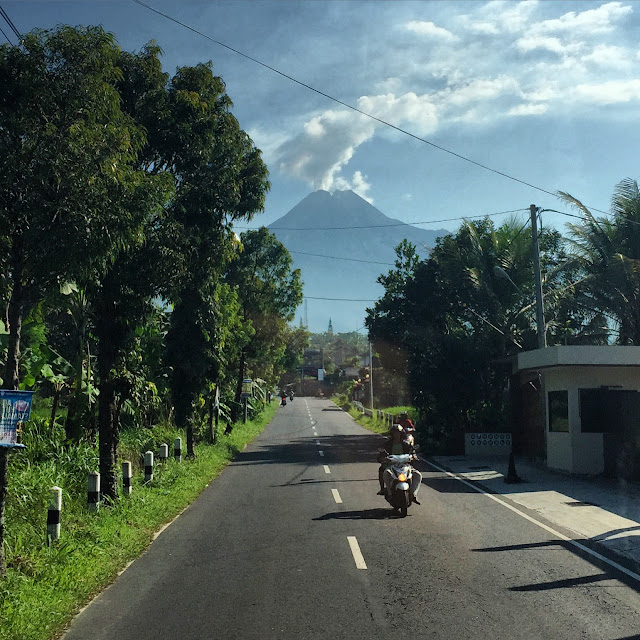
[398,473,407,482]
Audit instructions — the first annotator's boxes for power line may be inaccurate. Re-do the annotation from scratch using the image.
[304,296,378,302]
[0,4,21,42]
[129,0,612,215]
[290,250,394,266]
[237,208,527,231]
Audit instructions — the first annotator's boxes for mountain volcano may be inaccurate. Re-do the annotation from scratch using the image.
[268,190,448,333]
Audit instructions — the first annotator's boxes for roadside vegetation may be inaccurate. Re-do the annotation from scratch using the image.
[0,402,277,640]
[0,23,306,634]
[367,183,640,452]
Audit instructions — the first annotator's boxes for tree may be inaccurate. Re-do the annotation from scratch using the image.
[560,179,640,344]
[225,228,303,418]
[161,65,271,456]
[0,25,161,576]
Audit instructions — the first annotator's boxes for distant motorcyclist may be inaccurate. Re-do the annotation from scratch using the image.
[376,425,422,504]
[397,411,415,443]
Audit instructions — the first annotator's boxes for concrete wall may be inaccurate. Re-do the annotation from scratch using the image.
[543,366,640,474]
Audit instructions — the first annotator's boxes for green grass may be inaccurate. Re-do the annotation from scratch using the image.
[0,402,278,640]
[331,396,417,435]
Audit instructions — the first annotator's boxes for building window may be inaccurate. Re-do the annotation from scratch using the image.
[548,390,569,432]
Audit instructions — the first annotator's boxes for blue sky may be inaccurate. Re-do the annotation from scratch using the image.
[5,1,640,231]
[5,1,640,330]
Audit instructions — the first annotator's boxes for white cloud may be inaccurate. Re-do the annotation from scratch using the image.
[574,79,640,104]
[515,35,574,55]
[357,92,438,135]
[442,76,521,107]
[333,171,373,203]
[507,103,548,116]
[582,44,631,68]
[265,1,640,195]
[275,109,376,191]
[461,1,539,35]
[405,20,457,41]
[531,1,632,36]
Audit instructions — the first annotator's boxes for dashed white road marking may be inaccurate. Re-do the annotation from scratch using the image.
[347,536,367,570]
[315,440,321,446]
[332,489,343,504]
[323,465,331,474]
[424,457,640,585]
[319,450,324,457]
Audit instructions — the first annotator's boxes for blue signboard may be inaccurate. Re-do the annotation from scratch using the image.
[0,390,33,448]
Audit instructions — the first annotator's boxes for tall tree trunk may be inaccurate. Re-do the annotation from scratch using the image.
[65,337,86,441]
[97,363,118,502]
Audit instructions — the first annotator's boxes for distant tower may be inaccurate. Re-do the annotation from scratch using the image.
[328,318,333,334]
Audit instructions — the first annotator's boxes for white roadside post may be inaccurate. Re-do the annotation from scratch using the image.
[174,437,182,462]
[122,461,132,496]
[144,451,154,483]
[47,486,62,542]
[158,443,168,462]
[88,472,100,512]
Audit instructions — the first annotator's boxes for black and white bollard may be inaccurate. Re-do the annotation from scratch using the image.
[47,486,62,542]
[122,461,132,496]
[144,451,154,483]
[174,437,182,462]
[88,472,100,512]
[158,443,168,462]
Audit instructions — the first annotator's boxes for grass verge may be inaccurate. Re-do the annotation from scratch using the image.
[331,396,417,435]
[0,402,277,640]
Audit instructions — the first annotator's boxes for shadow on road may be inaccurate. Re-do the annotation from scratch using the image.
[472,539,640,592]
[231,433,385,467]
[313,508,401,520]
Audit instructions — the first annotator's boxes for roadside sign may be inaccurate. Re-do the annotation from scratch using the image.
[0,389,33,448]
[241,378,253,398]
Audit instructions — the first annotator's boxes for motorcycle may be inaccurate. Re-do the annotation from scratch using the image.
[382,453,417,517]
[289,392,294,401]
[281,397,287,406]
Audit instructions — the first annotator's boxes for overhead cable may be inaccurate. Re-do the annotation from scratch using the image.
[290,250,394,266]
[129,0,611,215]
[236,208,528,231]
[0,5,21,42]
[304,296,378,302]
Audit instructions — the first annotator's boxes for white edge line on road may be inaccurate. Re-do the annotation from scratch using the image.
[423,457,640,584]
[323,465,331,474]
[332,489,343,504]
[347,536,367,569]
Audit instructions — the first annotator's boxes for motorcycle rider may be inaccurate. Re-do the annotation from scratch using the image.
[377,424,422,505]
[397,411,415,443]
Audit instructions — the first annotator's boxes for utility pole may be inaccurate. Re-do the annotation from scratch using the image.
[530,204,547,349]
[369,341,374,410]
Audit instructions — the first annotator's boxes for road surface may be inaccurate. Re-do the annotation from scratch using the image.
[63,398,640,639]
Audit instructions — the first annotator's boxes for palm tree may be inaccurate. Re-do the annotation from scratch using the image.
[559,178,640,344]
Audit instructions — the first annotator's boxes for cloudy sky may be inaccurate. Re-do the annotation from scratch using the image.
[4,1,640,236]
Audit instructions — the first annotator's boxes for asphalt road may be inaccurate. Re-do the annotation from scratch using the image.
[63,398,640,640]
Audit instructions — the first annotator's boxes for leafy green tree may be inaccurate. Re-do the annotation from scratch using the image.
[225,228,303,417]
[560,178,640,344]
[159,65,270,456]
[0,25,167,575]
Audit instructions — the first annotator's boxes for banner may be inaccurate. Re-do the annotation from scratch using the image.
[0,390,33,447]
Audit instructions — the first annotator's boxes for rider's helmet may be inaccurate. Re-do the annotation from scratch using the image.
[400,411,408,418]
